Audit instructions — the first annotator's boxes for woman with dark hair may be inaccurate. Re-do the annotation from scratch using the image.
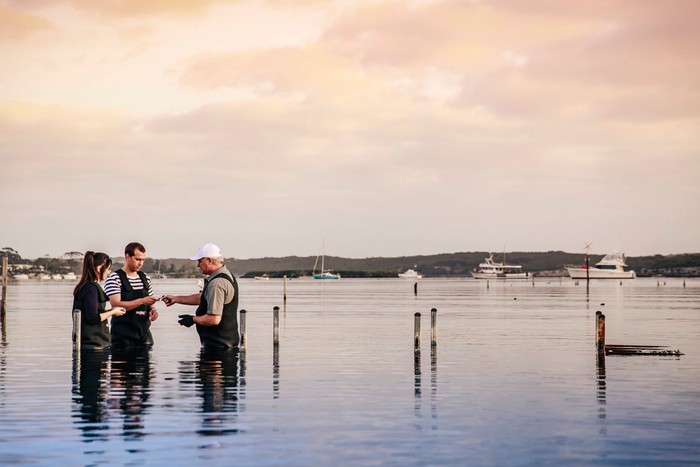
[73,251,126,348]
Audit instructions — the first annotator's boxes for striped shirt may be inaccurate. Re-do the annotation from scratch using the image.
[104,270,154,297]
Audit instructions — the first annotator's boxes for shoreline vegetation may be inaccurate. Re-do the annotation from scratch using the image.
[2,248,700,279]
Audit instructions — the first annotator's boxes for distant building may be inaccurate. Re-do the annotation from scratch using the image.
[61,251,84,261]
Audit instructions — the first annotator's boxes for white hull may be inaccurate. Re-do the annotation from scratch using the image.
[567,252,636,279]
[472,253,529,280]
[471,271,529,280]
[398,269,422,279]
[314,272,340,280]
[566,267,635,279]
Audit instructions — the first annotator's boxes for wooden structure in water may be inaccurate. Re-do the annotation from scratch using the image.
[596,311,683,357]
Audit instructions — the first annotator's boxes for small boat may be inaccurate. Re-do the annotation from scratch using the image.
[51,274,63,280]
[255,274,270,281]
[313,245,340,280]
[12,274,29,281]
[63,272,77,281]
[566,252,636,279]
[471,253,528,279]
[398,269,423,279]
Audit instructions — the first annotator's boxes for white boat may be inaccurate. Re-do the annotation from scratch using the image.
[63,272,77,280]
[398,269,423,279]
[255,274,270,281]
[471,253,529,279]
[13,274,29,281]
[51,274,63,280]
[566,252,636,279]
[313,245,340,280]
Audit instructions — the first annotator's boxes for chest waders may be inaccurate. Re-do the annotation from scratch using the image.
[73,282,111,349]
[111,269,153,346]
[195,272,239,349]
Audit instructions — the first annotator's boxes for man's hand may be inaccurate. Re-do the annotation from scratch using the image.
[141,296,158,306]
[178,314,195,327]
[150,308,159,321]
[162,295,176,307]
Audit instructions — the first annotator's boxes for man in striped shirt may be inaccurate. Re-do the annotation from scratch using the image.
[105,242,159,346]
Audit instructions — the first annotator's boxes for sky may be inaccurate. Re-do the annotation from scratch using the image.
[1,0,699,260]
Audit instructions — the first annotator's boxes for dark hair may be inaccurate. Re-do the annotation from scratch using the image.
[73,251,112,296]
[125,242,146,257]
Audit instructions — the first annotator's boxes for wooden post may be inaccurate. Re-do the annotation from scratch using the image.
[487,280,489,290]
[283,275,287,302]
[595,311,605,354]
[273,306,280,347]
[72,308,81,351]
[1,256,8,317]
[239,309,247,352]
[414,282,418,296]
[414,312,421,354]
[430,308,437,348]
[586,255,590,292]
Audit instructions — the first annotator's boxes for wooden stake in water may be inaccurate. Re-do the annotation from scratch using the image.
[430,308,437,348]
[72,308,81,351]
[414,312,421,354]
[414,282,418,296]
[1,256,8,317]
[273,306,280,347]
[595,311,605,354]
[239,309,247,352]
[283,275,287,302]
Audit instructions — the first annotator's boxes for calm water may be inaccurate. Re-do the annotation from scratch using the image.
[0,277,699,465]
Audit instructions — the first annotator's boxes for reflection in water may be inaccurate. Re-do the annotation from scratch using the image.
[1,313,6,394]
[414,351,422,426]
[71,349,111,442]
[273,345,280,399]
[110,347,153,441]
[431,346,438,423]
[194,348,240,436]
[596,351,607,431]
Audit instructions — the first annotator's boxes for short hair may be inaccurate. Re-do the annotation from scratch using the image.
[125,242,146,257]
[210,256,224,265]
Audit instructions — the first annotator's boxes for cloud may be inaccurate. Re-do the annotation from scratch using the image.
[0,3,53,40]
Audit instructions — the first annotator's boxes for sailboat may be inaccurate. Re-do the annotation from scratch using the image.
[313,244,340,280]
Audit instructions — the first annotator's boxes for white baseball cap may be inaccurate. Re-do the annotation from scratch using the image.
[189,243,223,260]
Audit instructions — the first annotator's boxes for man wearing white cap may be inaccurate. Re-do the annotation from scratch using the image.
[162,243,239,349]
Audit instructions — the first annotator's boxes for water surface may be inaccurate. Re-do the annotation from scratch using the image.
[1,278,698,465]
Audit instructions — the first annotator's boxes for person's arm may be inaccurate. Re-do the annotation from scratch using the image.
[82,285,125,324]
[104,272,157,312]
[108,293,158,312]
[194,314,221,326]
[162,293,201,307]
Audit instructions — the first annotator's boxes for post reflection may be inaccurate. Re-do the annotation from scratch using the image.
[195,348,240,436]
[110,346,153,440]
[71,349,111,442]
[431,346,438,423]
[413,351,422,425]
[1,313,6,394]
[273,344,280,399]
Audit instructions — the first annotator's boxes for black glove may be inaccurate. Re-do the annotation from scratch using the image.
[178,314,195,327]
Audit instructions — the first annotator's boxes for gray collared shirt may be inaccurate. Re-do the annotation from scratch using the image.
[203,265,235,316]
